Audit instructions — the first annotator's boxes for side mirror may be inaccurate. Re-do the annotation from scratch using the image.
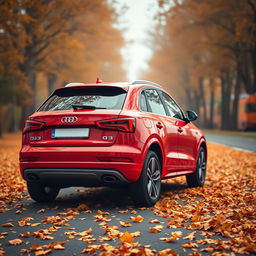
[186,110,198,122]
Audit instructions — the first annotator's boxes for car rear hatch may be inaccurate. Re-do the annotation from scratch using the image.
[25,85,127,147]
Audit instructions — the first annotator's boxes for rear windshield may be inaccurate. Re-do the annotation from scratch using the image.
[38,86,127,111]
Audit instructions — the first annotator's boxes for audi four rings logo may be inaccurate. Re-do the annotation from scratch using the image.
[61,116,78,123]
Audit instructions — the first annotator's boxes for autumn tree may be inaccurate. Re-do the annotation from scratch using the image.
[146,0,256,130]
[0,0,125,135]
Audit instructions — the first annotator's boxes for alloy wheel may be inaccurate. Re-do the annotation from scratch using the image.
[146,157,161,200]
[198,150,206,183]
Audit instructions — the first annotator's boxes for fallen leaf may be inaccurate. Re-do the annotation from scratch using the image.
[184,231,196,240]
[182,242,198,248]
[8,239,23,245]
[53,244,65,250]
[119,231,134,243]
[149,219,161,223]
[160,231,182,242]
[35,249,52,256]
[2,223,14,227]
[149,225,163,233]
[130,215,144,223]
[158,248,179,256]
[120,221,132,227]
[19,232,30,238]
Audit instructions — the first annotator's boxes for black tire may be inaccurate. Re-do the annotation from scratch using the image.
[186,147,206,187]
[27,182,59,203]
[130,150,161,207]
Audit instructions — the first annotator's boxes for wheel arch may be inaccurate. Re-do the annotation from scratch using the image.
[199,140,207,162]
[148,142,163,170]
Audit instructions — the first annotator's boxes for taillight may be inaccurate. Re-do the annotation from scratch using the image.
[95,118,135,132]
[23,120,45,133]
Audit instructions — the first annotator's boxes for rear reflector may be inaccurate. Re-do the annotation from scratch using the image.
[23,120,45,133]
[97,157,133,162]
[95,118,135,132]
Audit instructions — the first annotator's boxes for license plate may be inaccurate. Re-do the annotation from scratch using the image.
[52,128,89,138]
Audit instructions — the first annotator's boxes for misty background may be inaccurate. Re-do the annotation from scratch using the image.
[0,0,256,136]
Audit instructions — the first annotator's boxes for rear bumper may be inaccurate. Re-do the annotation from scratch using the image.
[20,145,144,183]
[24,168,129,188]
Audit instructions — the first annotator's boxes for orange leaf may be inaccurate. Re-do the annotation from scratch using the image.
[2,222,14,227]
[119,231,134,243]
[149,225,163,233]
[97,210,109,215]
[79,228,93,236]
[120,221,132,227]
[184,231,196,240]
[19,232,30,238]
[53,244,65,250]
[149,219,161,223]
[130,215,144,223]
[8,239,23,245]
[35,249,52,256]
[158,248,179,256]
[182,242,198,248]
[160,231,182,242]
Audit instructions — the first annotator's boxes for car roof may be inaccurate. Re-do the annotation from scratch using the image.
[61,80,162,91]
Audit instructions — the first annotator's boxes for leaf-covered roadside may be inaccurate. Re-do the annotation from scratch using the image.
[154,144,256,255]
[0,134,255,255]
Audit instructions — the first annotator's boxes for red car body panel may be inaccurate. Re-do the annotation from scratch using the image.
[20,82,207,186]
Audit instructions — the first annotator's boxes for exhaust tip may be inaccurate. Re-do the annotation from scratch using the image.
[102,175,118,183]
[26,173,39,181]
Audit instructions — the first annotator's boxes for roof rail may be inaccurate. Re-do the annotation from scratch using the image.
[130,80,161,87]
[65,82,86,87]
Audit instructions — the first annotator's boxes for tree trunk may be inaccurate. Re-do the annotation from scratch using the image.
[231,67,242,130]
[220,71,233,130]
[192,88,201,127]
[240,53,254,94]
[208,79,215,129]
[20,71,37,128]
[0,107,3,138]
[47,73,57,96]
[19,45,37,128]
[185,85,193,110]
[199,77,208,128]
[8,96,18,133]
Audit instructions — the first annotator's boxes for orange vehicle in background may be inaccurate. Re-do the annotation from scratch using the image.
[238,94,256,130]
[209,94,256,130]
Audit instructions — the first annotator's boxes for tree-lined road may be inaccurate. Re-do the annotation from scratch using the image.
[204,132,256,153]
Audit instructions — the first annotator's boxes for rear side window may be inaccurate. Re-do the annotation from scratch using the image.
[144,89,166,116]
[38,86,127,111]
[140,91,148,112]
[159,91,184,120]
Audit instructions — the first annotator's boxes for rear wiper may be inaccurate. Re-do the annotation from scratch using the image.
[72,105,106,110]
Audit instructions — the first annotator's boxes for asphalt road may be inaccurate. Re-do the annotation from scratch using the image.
[0,184,231,256]
[204,132,256,153]
[0,133,254,255]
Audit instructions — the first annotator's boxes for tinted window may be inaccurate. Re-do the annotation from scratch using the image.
[140,91,148,112]
[246,103,256,113]
[38,87,126,111]
[159,91,184,119]
[144,89,166,115]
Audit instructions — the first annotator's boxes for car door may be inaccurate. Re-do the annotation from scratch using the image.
[158,90,197,169]
[143,89,180,169]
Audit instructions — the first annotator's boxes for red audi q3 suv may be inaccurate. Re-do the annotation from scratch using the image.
[20,80,207,206]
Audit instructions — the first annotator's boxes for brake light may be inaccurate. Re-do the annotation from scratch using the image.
[95,118,135,132]
[23,120,45,133]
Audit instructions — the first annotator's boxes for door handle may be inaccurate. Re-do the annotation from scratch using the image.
[178,127,183,133]
[156,122,163,129]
